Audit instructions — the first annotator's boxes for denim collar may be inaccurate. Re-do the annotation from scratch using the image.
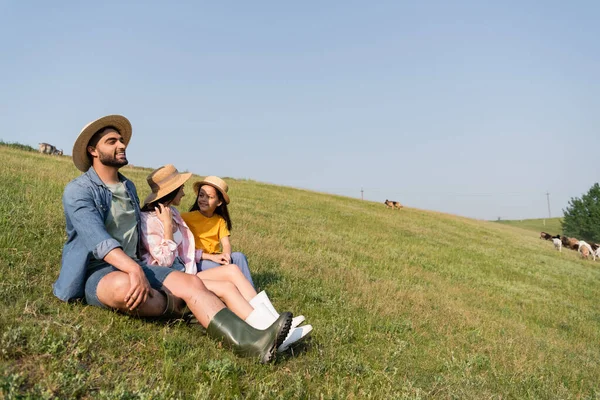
[85,166,128,187]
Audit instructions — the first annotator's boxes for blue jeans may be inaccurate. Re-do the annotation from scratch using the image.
[197,252,254,288]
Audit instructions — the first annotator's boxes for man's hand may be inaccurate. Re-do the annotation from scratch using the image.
[125,266,152,310]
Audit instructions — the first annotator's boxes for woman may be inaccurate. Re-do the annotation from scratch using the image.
[139,165,312,352]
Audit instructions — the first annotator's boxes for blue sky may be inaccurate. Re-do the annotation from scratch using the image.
[1,1,598,220]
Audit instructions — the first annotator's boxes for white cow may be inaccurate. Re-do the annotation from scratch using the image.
[38,143,63,156]
[552,238,562,252]
[578,241,596,261]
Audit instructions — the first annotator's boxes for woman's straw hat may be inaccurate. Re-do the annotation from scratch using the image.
[72,115,132,172]
[193,176,230,204]
[143,164,192,206]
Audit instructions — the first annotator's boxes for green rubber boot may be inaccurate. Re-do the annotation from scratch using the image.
[207,308,292,363]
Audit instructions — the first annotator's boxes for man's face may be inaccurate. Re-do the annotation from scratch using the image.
[88,129,128,168]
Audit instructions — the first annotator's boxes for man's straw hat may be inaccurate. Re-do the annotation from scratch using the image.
[72,115,132,172]
[143,164,192,206]
[193,176,230,204]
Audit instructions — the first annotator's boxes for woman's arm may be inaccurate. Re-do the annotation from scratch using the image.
[140,212,177,267]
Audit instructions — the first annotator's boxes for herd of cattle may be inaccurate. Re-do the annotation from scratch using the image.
[38,142,63,156]
[540,231,599,261]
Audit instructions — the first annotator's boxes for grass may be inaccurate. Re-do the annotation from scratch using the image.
[495,218,564,237]
[1,144,600,399]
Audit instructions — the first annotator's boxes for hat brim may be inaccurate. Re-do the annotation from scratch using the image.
[73,115,132,172]
[193,180,230,204]
[143,172,192,207]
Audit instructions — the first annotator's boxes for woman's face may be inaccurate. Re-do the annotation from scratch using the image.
[171,185,185,206]
[197,185,222,216]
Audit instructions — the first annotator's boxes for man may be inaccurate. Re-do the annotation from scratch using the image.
[53,115,291,363]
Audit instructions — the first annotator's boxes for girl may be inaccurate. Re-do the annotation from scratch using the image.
[181,176,254,286]
[140,165,311,352]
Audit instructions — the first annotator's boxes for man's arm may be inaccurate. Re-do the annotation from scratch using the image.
[63,182,120,259]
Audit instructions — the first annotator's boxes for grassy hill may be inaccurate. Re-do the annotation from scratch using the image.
[1,144,600,399]
[495,217,564,236]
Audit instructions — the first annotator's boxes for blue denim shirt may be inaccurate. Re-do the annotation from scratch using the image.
[53,167,142,302]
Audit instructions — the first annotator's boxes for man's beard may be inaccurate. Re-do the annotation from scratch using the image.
[98,150,128,168]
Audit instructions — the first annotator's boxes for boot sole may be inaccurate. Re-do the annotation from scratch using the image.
[260,311,292,364]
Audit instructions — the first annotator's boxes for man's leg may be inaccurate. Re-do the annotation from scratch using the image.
[95,271,167,316]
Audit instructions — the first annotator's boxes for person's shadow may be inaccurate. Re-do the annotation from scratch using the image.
[252,271,282,291]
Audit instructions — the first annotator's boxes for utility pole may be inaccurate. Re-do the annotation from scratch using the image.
[546,192,551,218]
[361,187,364,200]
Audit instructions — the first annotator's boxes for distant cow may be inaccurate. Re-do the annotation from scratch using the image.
[384,199,403,210]
[552,238,562,252]
[561,236,579,251]
[540,232,553,240]
[578,241,596,261]
[38,142,63,156]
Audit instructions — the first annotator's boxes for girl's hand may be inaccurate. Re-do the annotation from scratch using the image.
[222,253,231,264]
[155,204,173,229]
[211,253,229,265]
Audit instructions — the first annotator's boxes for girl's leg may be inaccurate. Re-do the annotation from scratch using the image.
[197,264,257,301]
[201,279,254,319]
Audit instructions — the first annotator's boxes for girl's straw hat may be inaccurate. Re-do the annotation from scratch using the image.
[72,115,132,172]
[193,176,230,204]
[143,164,192,206]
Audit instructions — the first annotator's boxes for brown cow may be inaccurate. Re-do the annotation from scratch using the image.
[540,232,552,240]
[567,238,580,251]
[384,199,403,210]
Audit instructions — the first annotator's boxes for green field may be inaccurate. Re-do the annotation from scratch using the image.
[495,218,564,237]
[2,144,600,399]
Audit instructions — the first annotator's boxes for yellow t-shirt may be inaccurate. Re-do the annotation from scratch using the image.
[181,211,230,254]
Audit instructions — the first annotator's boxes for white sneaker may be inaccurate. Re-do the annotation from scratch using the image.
[277,324,313,353]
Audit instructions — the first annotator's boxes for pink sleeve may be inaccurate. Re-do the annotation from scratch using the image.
[140,213,177,267]
[194,249,203,263]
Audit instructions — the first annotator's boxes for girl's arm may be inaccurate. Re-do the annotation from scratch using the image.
[200,251,228,264]
[221,236,232,264]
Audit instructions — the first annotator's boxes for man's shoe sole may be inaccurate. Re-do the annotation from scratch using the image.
[260,311,292,364]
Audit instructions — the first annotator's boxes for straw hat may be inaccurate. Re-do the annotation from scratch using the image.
[143,164,192,206]
[193,176,230,204]
[72,115,132,172]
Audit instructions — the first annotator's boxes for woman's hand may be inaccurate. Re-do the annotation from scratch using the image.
[155,204,174,241]
[155,204,173,229]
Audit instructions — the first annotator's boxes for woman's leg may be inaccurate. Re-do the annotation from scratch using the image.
[198,256,255,289]
[201,279,254,319]
[196,264,257,301]
[230,252,254,288]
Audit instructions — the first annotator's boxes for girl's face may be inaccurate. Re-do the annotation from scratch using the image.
[197,185,222,216]
[171,185,185,206]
